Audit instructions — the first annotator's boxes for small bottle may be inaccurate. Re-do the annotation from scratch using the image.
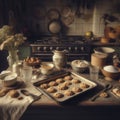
[12,62,22,76]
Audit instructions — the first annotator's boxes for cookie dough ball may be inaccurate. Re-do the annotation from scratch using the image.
[99,92,109,98]
[48,81,58,86]
[64,75,73,81]
[79,83,90,89]
[53,93,64,98]
[40,83,49,89]
[56,78,64,84]
[72,79,81,84]
[63,81,72,86]
[9,90,20,98]
[58,84,68,90]
[72,87,82,93]
[64,90,75,96]
[0,88,10,97]
[47,87,57,93]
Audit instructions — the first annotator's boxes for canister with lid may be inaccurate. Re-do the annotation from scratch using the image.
[91,53,108,69]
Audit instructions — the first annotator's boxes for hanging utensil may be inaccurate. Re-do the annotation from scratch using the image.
[62,15,74,26]
[75,0,81,17]
[80,0,84,16]
[61,6,72,17]
[84,0,87,15]
[47,8,60,20]
[48,19,62,34]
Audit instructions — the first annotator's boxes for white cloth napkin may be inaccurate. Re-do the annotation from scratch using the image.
[0,83,42,120]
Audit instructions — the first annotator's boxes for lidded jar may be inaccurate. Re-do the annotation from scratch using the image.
[52,50,67,70]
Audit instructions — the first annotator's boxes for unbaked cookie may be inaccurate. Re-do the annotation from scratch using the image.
[48,81,58,86]
[63,81,72,86]
[47,87,57,93]
[58,84,68,90]
[40,83,49,89]
[64,90,75,96]
[64,75,73,80]
[72,87,82,93]
[53,93,64,98]
[55,78,64,84]
[79,83,89,89]
[72,79,81,84]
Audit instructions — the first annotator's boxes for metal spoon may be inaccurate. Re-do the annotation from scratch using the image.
[20,89,39,99]
[90,84,112,101]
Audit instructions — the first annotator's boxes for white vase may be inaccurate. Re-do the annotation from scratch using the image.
[7,49,19,69]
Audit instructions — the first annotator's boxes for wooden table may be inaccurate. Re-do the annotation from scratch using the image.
[20,73,120,120]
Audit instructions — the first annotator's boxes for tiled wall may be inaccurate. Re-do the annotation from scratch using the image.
[4,0,120,37]
[22,0,120,37]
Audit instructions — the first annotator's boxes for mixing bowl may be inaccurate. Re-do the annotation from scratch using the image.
[71,60,89,73]
[101,65,120,81]
[0,72,17,87]
[40,63,55,75]
[94,47,115,57]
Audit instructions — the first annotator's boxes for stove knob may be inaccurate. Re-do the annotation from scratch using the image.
[50,47,53,51]
[68,47,71,51]
[56,47,59,50]
[37,47,41,51]
[43,47,47,51]
[75,47,78,51]
[81,47,84,51]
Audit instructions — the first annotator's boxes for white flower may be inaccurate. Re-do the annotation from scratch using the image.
[0,25,27,51]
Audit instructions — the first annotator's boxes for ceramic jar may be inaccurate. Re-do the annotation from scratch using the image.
[52,50,67,70]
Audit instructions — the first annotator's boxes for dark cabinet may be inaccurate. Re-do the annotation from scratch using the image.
[0,50,8,72]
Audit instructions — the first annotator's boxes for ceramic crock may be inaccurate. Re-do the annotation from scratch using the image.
[52,50,67,70]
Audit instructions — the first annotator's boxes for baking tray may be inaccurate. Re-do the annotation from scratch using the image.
[34,71,97,104]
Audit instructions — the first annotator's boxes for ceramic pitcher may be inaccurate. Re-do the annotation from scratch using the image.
[52,50,67,70]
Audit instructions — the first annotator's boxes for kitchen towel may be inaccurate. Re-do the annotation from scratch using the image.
[0,83,42,120]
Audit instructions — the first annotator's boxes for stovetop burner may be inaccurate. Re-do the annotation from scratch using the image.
[34,36,86,44]
[30,35,91,61]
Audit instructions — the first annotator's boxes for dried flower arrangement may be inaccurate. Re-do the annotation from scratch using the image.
[0,25,27,51]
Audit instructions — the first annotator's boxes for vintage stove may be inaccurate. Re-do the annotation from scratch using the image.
[30,36,92,61]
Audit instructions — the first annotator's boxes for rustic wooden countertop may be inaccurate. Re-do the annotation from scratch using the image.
[31,73,120,107]
[21,72,120,120]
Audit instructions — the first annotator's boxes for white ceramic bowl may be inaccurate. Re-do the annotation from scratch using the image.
[40,63,55,75]
[0,72,17,87]
[101,65,120,80]
[71,60,89,73]
[94,47,115,56]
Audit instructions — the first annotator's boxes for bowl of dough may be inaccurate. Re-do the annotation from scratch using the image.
[40,63,55,75]
[101,65,120,80]
[71,60,90,73]
[0,72,17,87]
